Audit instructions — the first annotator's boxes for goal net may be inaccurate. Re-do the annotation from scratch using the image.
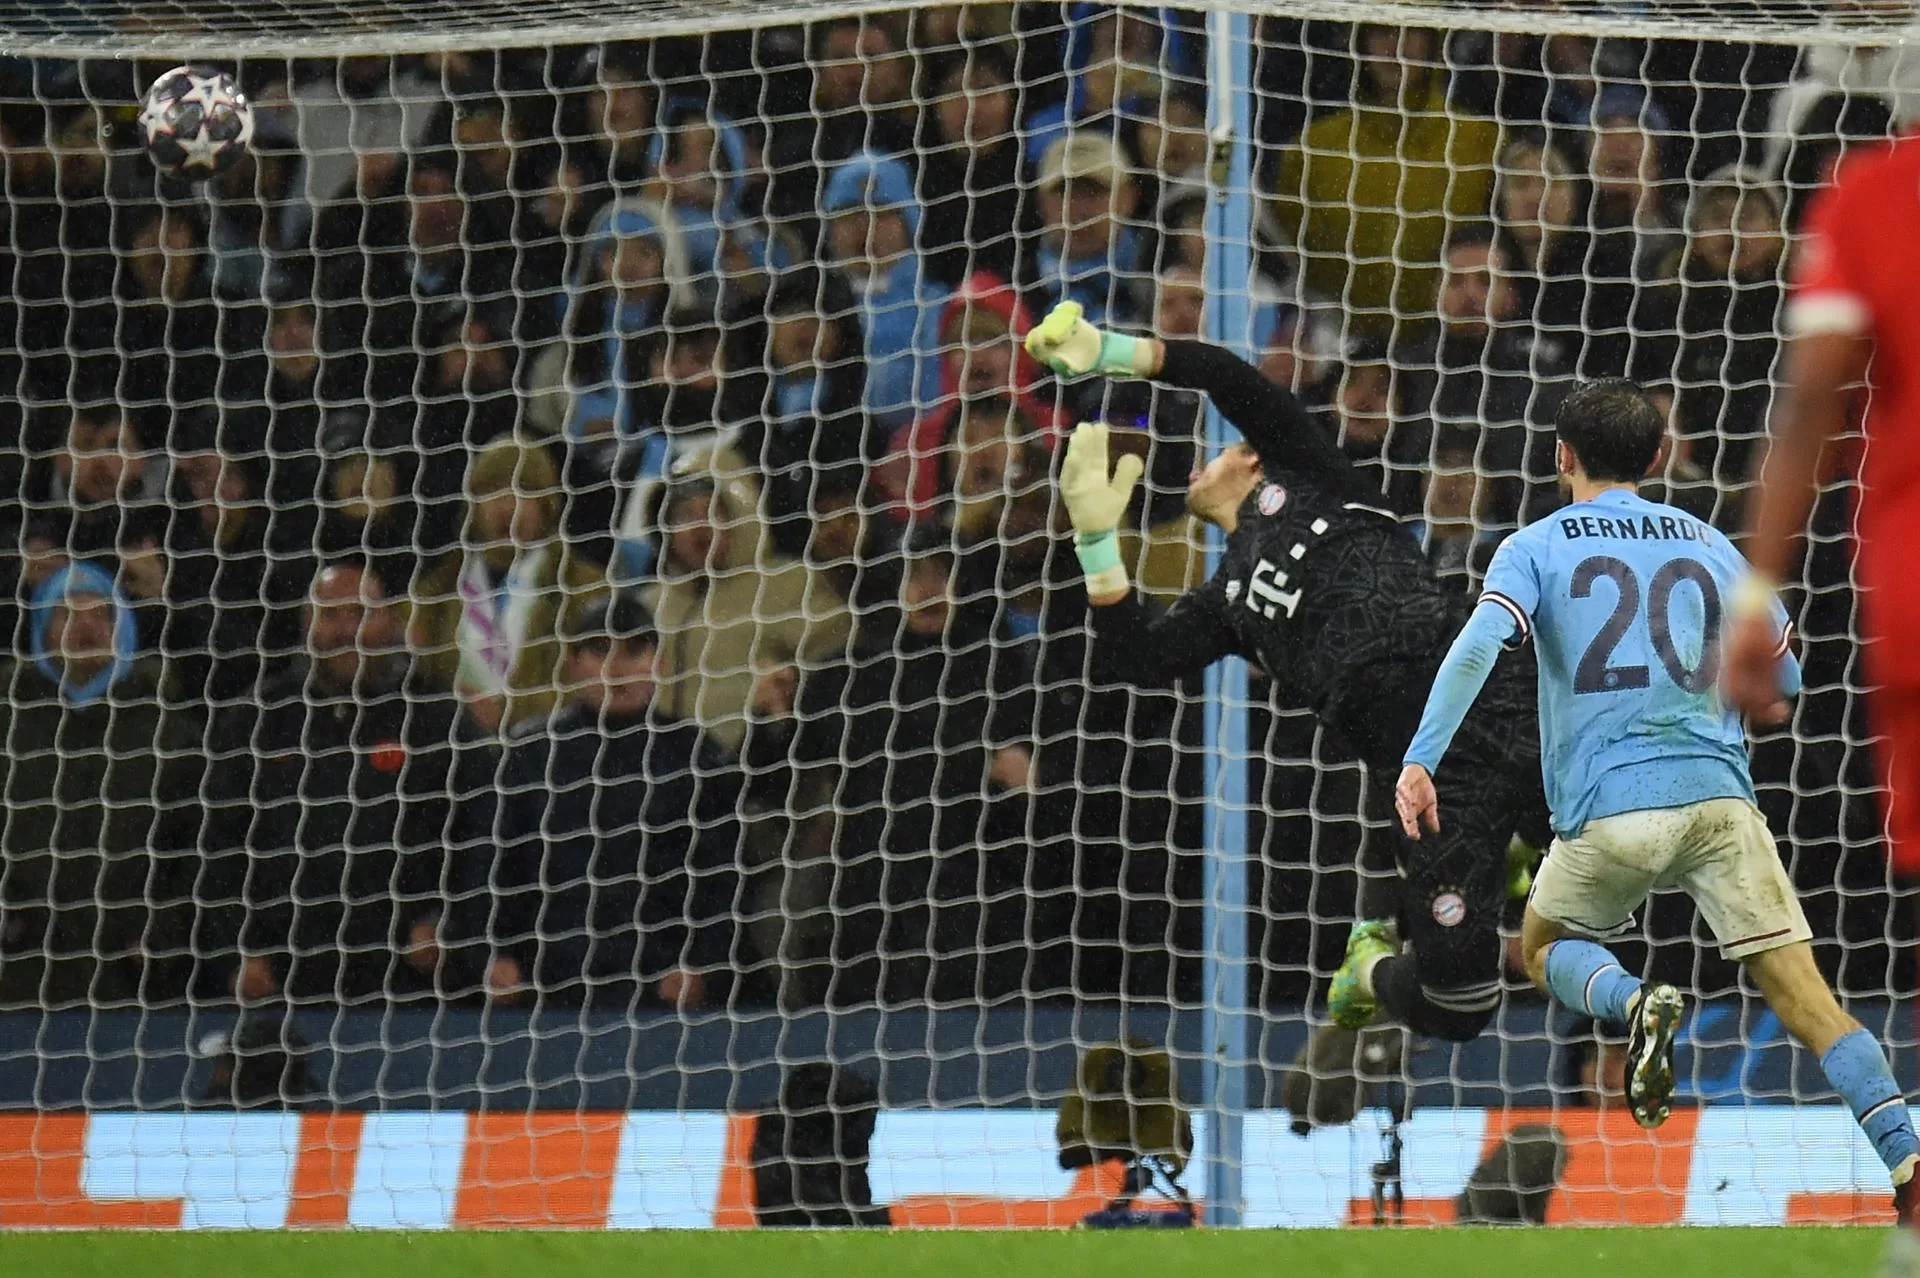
[0,0,1911,1231]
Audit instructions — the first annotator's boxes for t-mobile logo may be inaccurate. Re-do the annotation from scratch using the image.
[1248,558,1303,620]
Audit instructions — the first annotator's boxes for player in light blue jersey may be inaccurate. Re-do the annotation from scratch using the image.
[1391,382,1919,1208]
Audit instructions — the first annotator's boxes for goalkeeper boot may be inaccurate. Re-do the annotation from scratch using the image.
[1327,920,1397,1031]
[1625,983,1684,1130]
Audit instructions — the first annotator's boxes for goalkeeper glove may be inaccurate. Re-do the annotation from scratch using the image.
[1025,301,1157,379]
[1061,422,1144,598]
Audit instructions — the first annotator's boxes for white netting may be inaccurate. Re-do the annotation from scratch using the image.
[0,0,1910,1230]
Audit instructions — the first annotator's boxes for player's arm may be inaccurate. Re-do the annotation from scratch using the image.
[1395,537,1540,839]
[1086,577,1240,687]
[1025,301,1351,480]
[1394,602,1523,838]
[1725,179,1872,715]
[1059,421,1237,684]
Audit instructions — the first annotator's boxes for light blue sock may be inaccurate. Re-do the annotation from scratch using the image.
[1821,1028,1920,1175]
[1543,939,1642,1028]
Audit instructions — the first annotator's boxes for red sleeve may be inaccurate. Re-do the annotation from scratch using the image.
[1787,169,1874,338]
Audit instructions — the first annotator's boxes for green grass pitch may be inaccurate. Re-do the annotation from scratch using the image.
[0,1228,1894,1278]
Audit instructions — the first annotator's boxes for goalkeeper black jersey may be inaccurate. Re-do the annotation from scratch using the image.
[1087,339,1539,776]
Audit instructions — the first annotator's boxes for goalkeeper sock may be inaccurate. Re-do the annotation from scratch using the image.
[1820,1028,1920,1176]
[1074,530,1130,597]
[1543,940,1641,1028]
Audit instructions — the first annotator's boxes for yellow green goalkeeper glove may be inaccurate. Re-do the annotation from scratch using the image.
[1061,422,1144,598]
[1025,301,1157,379]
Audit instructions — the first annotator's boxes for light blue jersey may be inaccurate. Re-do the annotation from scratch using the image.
[1405,488,1799,837]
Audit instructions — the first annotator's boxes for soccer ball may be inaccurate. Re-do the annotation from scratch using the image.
[138,66,252,180]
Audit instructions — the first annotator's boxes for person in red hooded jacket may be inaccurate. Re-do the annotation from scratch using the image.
[875,269,1071,521]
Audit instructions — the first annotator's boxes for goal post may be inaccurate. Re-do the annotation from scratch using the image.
[0,0,1915,1232]
[1199,5,1255,1228]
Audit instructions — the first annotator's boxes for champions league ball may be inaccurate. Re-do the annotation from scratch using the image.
[138,66,253,180]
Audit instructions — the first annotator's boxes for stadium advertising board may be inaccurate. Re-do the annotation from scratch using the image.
[0,1107,1894,1229]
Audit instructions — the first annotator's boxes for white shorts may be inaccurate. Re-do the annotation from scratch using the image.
[1529,797,1812,961]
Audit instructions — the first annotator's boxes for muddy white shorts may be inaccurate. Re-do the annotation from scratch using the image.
[1529,797,1812,961]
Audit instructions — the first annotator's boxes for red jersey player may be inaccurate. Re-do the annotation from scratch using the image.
[1724,137,1920,876]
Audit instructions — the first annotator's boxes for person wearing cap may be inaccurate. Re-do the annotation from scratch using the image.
[0,562,203,1009]
[457,591,743,1011]
[1268,24,1498,340]
[820,151,949,431]
[1030,133,1146,329]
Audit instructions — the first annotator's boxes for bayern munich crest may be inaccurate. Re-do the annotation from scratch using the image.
[1432,891,1466,928]
[1257,483,1287,515]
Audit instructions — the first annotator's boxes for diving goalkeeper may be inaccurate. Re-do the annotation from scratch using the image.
[1026,302,1545,1043]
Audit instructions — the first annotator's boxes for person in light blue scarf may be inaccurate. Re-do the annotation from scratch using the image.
[645,98,769,290]
[561,200,682,470]
[28,561,138,707]
[820,151,950,431]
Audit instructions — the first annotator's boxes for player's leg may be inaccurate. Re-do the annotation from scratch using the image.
[1743,942,1920,1199]
[1521,810,1683,1127]
[1680,798,1920,1204]
[1334,779,1511,1042]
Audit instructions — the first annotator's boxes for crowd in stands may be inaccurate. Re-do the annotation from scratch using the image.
[0,7,1909,1019]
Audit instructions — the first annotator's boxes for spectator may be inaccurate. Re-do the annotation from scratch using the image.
[313,408,426,594]
[1410,437,1485,590]
[12,103,116,406]
[0,563,203,1009]
[1567,98,1682,380]
[642,457,851,756]
[556,199,686,448]
[642,97,764,298]
[1491,130,1585,302]
[1066,262,1207,530]
[804,463,904,638]
[947,395,1054,553]
[732,268,870,555]
[782,530,1035,1004]
[1396,224,1575,532]
[1326,337,1420,518]
[820,151,950,431]
[766,17,917,236]
[1665,169,1788,528]
[1156,190,1207,275]
[1029,134,1147,328]
[194,561,475,1005]
[1267,23,1499,340]
[114,206,226,419]
[411,435,609,736]
[279,55,439,251]
[1762,35,1920,190]
[1023,7,1173,168]
[411,303,527,525]
[1134,86,1211,215]
[557,42,658,197]
[1152,261,1206,340]
[19,402,169,632]
[459,592,743,1010]
[880,268,1068,521]
[1770,90,1896,234]
[158,418,302,706]
[916,47,1030,286]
